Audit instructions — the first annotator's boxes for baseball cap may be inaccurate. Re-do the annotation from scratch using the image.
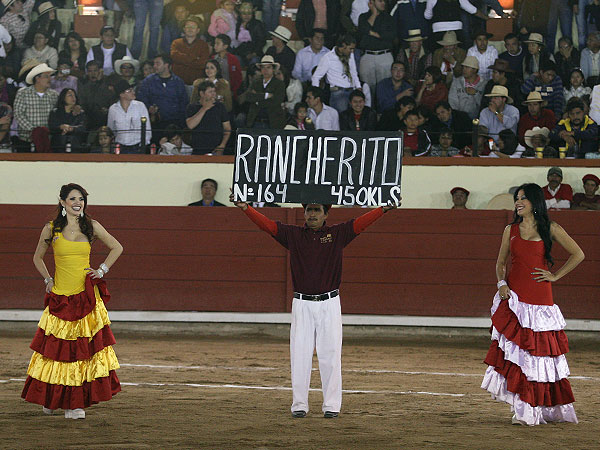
[547,167,563,178]
[451,187,470,196]
[582,174,600,185]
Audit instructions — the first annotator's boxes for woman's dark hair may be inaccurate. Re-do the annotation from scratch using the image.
[277,65,291,86]
[46,183,94,244]
[511,183,554,266]
[565,67,585,89]
[95,125,114,145]
[204,59,223,79]
[425,65,443,84]
[62,31,87,55]
[57,88,79,110]
[293,101,308,115]
[498,129,518,155]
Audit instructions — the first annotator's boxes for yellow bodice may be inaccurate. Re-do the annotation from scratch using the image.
[52,232,91,296]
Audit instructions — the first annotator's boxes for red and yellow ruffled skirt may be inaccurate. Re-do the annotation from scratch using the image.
[21,276,121,410]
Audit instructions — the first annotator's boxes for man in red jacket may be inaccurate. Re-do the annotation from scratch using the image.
[230,194,398,418]
[543,166,573,210]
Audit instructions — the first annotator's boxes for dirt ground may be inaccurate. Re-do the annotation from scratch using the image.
[1,324,599,450]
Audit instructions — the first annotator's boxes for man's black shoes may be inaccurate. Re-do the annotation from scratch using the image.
[323,411,339,418]
[292,410,307,418]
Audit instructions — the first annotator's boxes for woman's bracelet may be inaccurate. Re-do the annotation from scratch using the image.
[497,280,508,289]
[44,277,53,285]
[99,263,109,274]
[97,268,104,278]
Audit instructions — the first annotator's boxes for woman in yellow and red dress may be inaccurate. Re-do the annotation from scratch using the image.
[22,183,123,420]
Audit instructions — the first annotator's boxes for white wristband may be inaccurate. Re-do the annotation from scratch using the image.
[44,277,53,285]
[100,263,109,274]
[97,268,104,278]
[497,280,507,289]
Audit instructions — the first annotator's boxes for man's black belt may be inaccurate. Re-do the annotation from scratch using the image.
[364,49,391,55]
[294,289,339,302]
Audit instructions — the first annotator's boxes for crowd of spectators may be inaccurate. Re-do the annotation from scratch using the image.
[1,0,600,160]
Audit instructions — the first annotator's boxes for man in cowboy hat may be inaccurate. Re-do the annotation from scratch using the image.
[243,55,286,129]
[521,60,565,119]
[448,55,486,119]
[0,0,34,49]
[466,30,498,80]
[523,126,553,156]
[357,0,396,93]
[114,55,140,86]
[550,97,598,158]
[432,31,466,85]
[12,62,58,151]
[480,59,521,110]
[295,0,341,48]
[572,174,600,210]
[86,25,133,76]
[396,28,432,86]
[479,85,520,142]
[265,25,296,74]
[517,91,556,146]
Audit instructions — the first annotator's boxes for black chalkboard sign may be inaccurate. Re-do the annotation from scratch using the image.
[232,129,403,206]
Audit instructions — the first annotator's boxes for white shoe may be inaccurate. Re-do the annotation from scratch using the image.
[42,407,54,415]
[65,408,85,419]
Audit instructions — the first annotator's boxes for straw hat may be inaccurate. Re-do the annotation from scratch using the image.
[461,55,479,70]
[437,31,460,47]
[37,1,57,15]
[269,25,292,43]
[115,56,140,75]
[404,29,425,42]
[487,59,514,73]
[524,126,550,149]
[256,55,280,70]
[484,85,513,104]
[1,0,16,9]
[284,124,298,130]
[522,91,547,106]
[18,58,42,79]
[25,63,56,84]
[524,33,545,46]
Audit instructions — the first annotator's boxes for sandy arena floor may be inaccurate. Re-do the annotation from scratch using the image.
[1,324,599,450]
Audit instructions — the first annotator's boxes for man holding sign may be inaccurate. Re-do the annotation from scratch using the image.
[229,195,398,418]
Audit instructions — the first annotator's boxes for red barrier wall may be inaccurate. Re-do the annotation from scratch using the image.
[1,205,599,319]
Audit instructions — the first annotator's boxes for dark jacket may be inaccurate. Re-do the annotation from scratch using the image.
[244,76,287,129]
[550,116,598,159]
[295,0,341,47]
[265,45,296,75]
[25,18,62,49]
[91,43,128,71]
[339,106,377,131]
[188,199,226,206]
[428,109,473,148]
[77,77,115,130]
[58,49,88,79]
[554,48,581,86]
[233,18,267,61]
[390,0,430,40]
[48,107,88,152]
[137,73,189,126]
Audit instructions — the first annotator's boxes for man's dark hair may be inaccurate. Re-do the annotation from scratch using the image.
[349,89,365,101]
[404,110,419,120]
[503,32,518,42]
[336,34,356,48]
[310,28,326,38]
[155,54,173,66]
[439,127,453,137]
[395,96,416,111]
[540,60,558,73]
[197,80,215,93]
[566,97,585,113]
[391,61,406,71]
[202,178,218,190]
[293,101,308,115]
[307,86,324,102]
[165,123,183,139]
[216,33,231,48]
[302,204,331,214]
[435,100,452,112]
[100,25,115,36]
[86,60,101,71]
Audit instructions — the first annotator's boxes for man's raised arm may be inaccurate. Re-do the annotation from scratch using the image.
[230,192,278,236]
[353,200,401,234]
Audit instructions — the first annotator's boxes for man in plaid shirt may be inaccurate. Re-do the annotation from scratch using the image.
[13,63,58,151]
[0,0,35,49]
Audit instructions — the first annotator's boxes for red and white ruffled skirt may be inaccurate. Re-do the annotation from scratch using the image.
[481,290,578,426]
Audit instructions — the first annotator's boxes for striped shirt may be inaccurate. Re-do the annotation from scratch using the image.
[0,0,34,49]
[13,86,59,141]
[521,74,565,119]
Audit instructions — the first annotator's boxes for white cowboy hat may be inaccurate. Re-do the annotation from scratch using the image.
[269,25,292,43]
[524,126,550,149]
[256,55,280,70]
[484,85,513,104]
[437,31,460,47]
[114,55,140,75]
[404,29,425,42]
[25,63,56,84]
[37,1,57,15]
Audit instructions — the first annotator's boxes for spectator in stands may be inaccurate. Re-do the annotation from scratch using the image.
[390,0,430,42]
[23,31,58,69]
[213,34,243,98]
[0,102,13,151]
[522,33,554,81]
[377,95,416,130]
[450,187,469,209]
[276,66,302,115]
[137,54,189,139]
[580,31,600,80]
[0,68,17,106]
[59,32,87,79]
[433,31,465,86]
[564,68,592,103]
[479,85,520,142]
[547,0,573,54]
[542,166,573,209]
[24,2,61,49]
[403,109,431,156]
[376,61,413,114]
[296,0,341,48]
[518,91,557,147]
[115,55,139,87]
[90,125,114,153]
[424,0,489,44]
[140,60,155,81]
[522,60,565,119]
[107,79,152,153]
[171,17,210,88]
[292,28,328,84]
[550,97,598,158]
[396,29,431,86]
[415,65,448,112]
[13,63,58,152]
[232,1,266,68]
[430,128,460,156]
[339,89,377,131]
[262,0,282,33]
[554,36,580,85]
[571,173,600,210]
[50,58,78,94]
[448,55,486,119]
[160,2,188,54]
[131,0,163,60]
[48,88,87,152]
[191,59,233,112]
[0,0,34,49]
[186,80,231,154]
[466,30,497,81]
[523,126,556,157]
[312,34,361,114]
[480,59,521,111]
[430,100,472,148]
[78,60,114,131]
[188,178,226,206]
[158,123,193,155]
[244,55,287,129]
[489,129,526,158]
[357,0,396,93]
[208,0,237,44]
[499,33,525,80]
[265,25,296,75]
[86,26,133,76]
[287,101,316,130]
[306,85,339,130]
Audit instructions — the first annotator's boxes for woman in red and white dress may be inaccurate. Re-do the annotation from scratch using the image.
[481,183,585,426]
